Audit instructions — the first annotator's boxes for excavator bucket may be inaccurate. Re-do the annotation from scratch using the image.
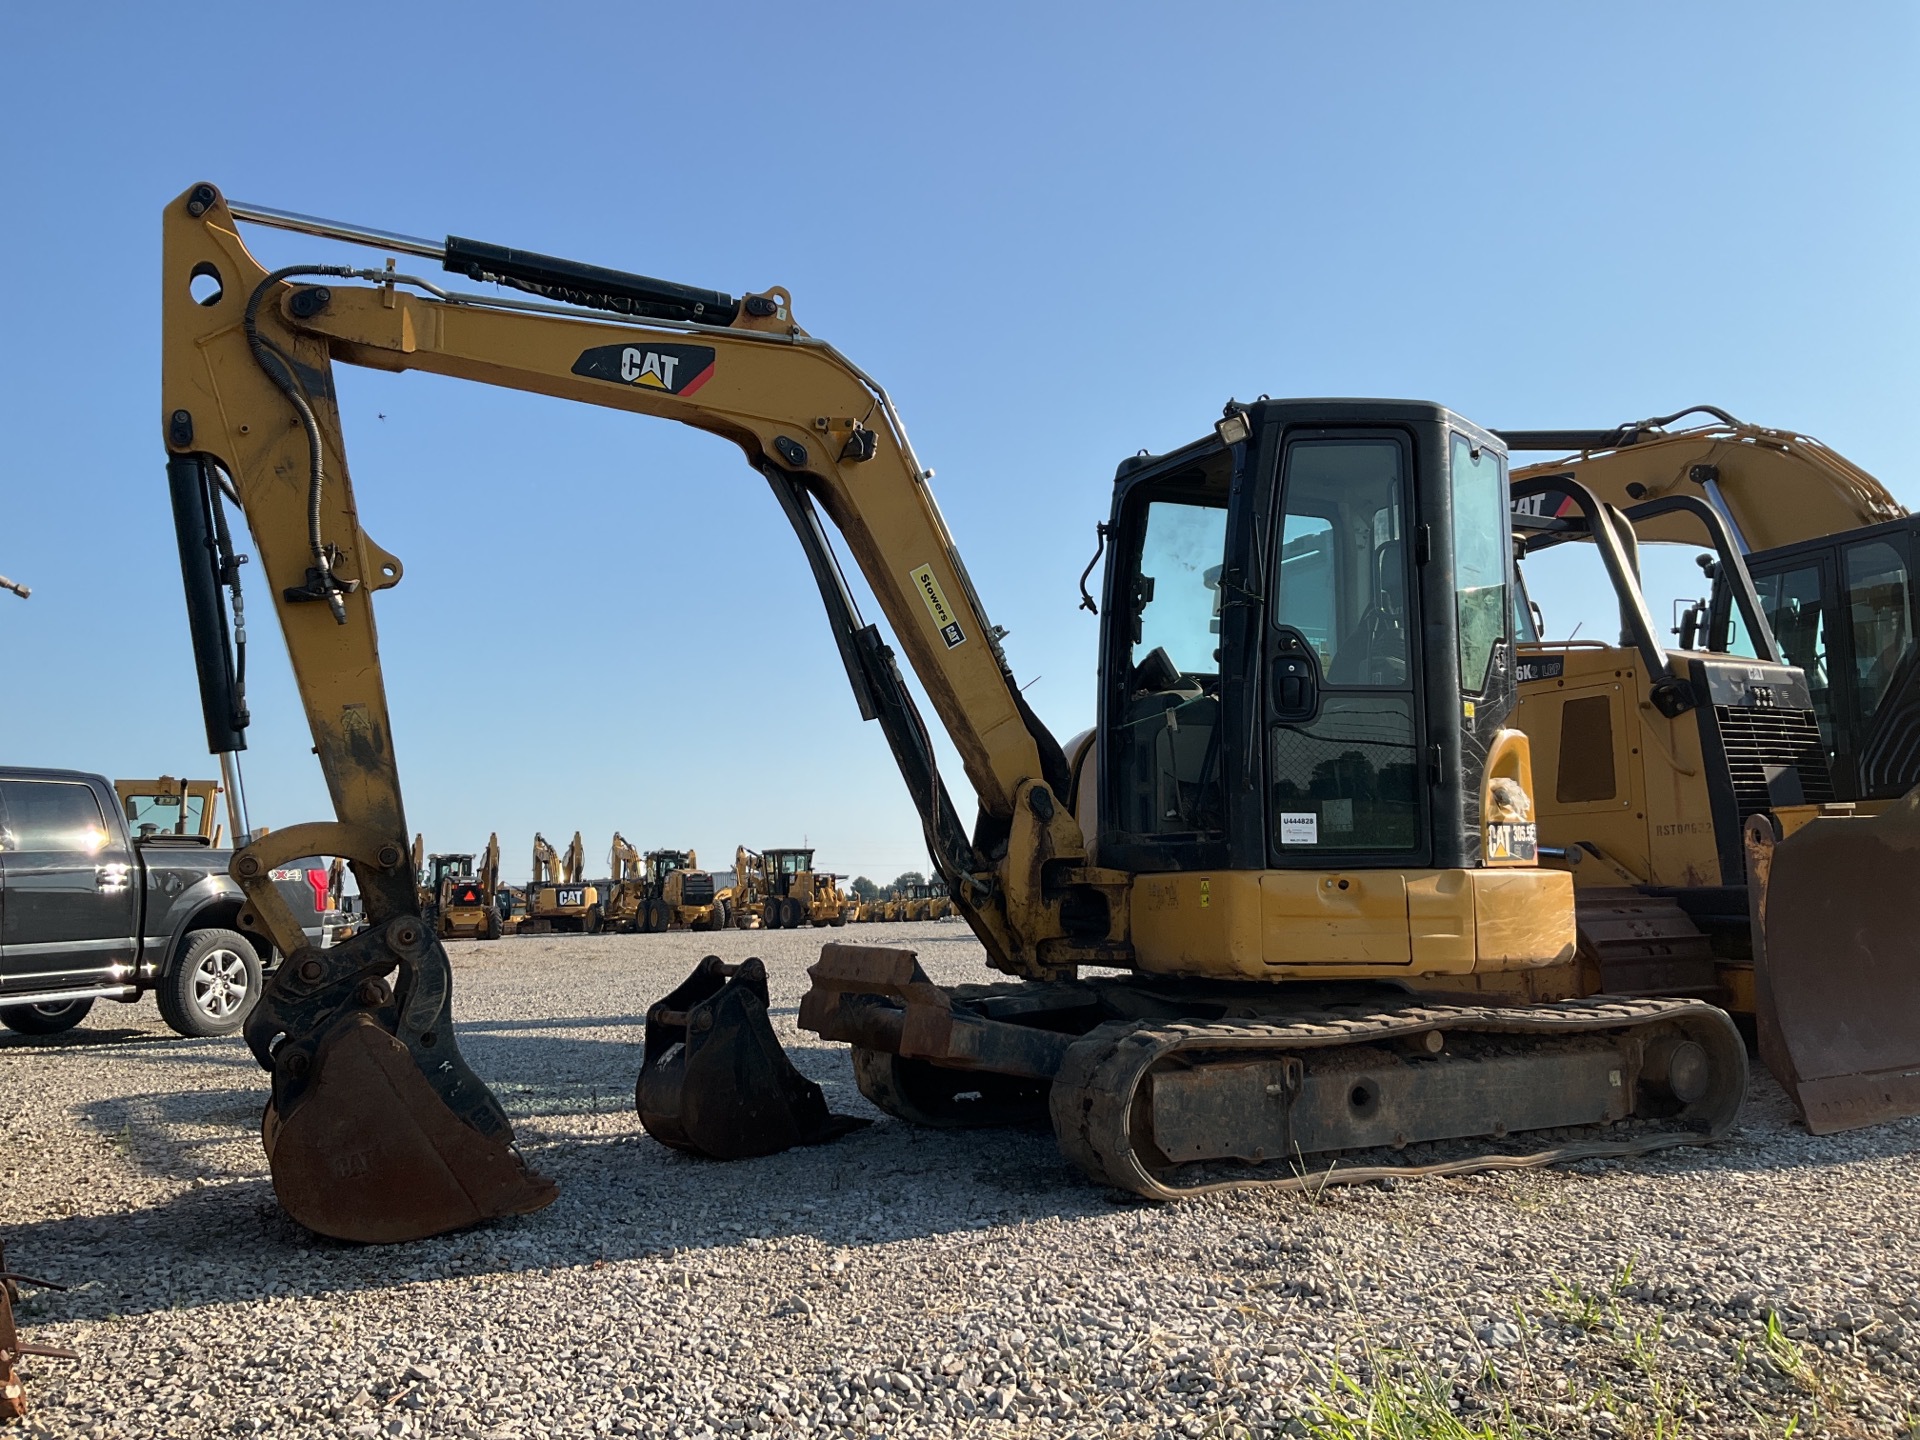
[1746,795,1920,1134]
[637,956,869,1158]
[246,917,558,1245]
[263,1015,559,1243]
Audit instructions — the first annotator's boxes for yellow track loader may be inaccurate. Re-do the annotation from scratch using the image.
[425,834,504,941]
[163,185,1753,1242]
[1500,409,1920,1133]
[523,832,603,935]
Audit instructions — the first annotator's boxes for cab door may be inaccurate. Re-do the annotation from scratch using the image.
[1265,431,1427,865]
[0,777,139,990]
[1260,431,1427,962]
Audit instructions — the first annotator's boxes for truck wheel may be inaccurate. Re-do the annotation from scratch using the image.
[484,907,503,941]
[1,998,95,1036]
[585,907,605,936]
[787,897,808,929]
[159,928,262,1038]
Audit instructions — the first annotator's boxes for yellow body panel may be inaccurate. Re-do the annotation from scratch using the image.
[1515,646,1727,888]
[1129,867,1574,981]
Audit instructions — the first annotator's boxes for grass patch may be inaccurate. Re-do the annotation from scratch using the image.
[1298,1355,1533,1439]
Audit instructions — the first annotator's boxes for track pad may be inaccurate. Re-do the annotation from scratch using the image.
[265,1014,558,1243]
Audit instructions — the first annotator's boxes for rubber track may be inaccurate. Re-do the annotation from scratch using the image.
[1048,995,1747,1200]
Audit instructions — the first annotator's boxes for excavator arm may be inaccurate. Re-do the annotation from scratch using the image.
[162,184,1100,1240]
[164,184,1084,984]
[1500,405,1904,553]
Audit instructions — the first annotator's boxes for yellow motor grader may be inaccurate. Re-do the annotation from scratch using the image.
[164,185,1797,1242]
[607,836,722,931]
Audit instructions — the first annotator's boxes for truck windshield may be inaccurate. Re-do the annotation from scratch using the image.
[125,792,207,837]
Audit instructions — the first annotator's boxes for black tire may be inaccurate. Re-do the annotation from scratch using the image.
[1,997,96,1036]
[585,907,605,936]
[712,900,731,931]
[158,928,262,1038]
[483,907,503,941]
[786,897,808,929]
[762,901,783,931]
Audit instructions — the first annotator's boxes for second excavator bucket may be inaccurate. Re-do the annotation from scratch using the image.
[247,918,558,1244]
[637,956,869,1158]
[1746,796,1920,1134]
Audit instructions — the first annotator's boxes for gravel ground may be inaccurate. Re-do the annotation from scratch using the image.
[3,922,1917,1440]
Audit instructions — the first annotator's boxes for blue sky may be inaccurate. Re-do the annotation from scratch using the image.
[3,3,1915,883]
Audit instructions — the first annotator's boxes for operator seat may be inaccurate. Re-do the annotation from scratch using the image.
[1327,539,1407,687]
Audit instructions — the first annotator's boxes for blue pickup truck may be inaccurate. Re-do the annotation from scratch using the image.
[0,768,332,1038]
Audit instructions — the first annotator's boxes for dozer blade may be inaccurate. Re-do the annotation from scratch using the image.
[637,955,869,1158]
[247,918,557,1244]
[1746,796,1920,1134]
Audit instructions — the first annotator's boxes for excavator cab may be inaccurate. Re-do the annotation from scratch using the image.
[1096,401,1560,974]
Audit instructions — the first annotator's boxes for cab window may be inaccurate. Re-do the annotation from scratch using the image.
[1450,434,1509,692]
[1844,538,1912,725]
[1114,453,1231,842]
[1755,563,1832,743]
[1275,440,1407,686]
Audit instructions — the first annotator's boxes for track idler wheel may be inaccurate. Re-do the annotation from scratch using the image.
[637,956,869,1158]
[248,916,557,1244]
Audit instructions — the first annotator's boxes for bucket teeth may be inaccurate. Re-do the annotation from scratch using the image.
[637,955,869,1158]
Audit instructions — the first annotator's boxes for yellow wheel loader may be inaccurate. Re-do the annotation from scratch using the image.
[522,832,603,935]
[1501,409,1920,1134]
[162,186,1755,1242]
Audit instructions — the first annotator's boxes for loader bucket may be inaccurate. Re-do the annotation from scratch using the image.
[1746,795,1920,1134]
[637,955,869,1158]
[263,1013,559,1243]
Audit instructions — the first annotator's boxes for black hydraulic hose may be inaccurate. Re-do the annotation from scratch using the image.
[243,265,357,623]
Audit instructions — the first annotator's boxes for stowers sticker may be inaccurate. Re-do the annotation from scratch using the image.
[572,342,716,396]
[911,564,966,648]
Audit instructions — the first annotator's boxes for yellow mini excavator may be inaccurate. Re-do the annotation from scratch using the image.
[523,832,603,935]
[603,833,650,932]
[1498,408,1920,1134]
[163,184,1752,1242]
